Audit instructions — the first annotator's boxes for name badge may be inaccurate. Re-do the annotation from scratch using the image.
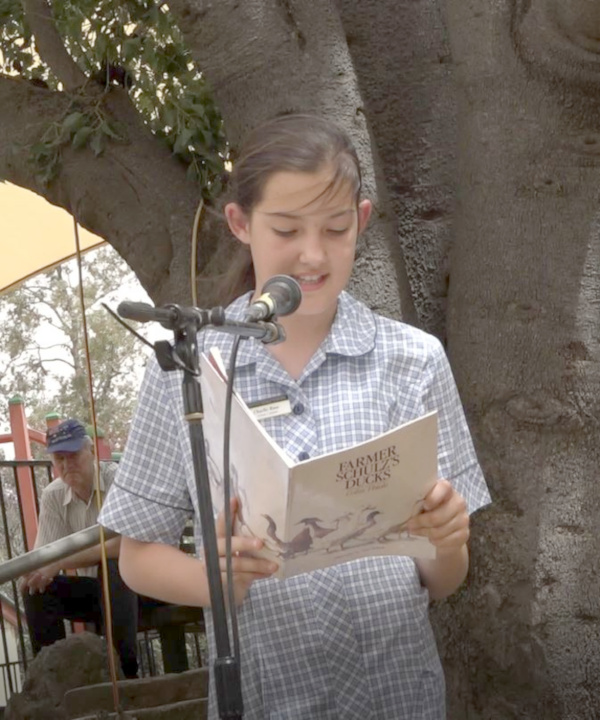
[247,395,292,421]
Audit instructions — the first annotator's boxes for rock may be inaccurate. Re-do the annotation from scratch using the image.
[5,632,123,720]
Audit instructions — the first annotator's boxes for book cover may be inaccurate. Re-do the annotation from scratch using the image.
[199,349,438,579]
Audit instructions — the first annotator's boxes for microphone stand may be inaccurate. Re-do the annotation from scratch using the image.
[118,301,287,720]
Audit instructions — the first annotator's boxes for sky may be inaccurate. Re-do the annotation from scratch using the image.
[0,182,160,458]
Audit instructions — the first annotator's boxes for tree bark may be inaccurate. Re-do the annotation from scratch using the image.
[22,0,86,89]
[337,0,458,338]
[438,0,600,716]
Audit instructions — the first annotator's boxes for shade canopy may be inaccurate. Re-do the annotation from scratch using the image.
[0,182,105,295]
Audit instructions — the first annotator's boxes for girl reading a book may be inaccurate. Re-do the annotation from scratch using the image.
[99,113,490,719]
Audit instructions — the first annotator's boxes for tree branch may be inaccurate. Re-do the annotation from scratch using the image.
[38,357,76,370]
[22,0,87,90]
[0,75,199,305]
[37,342,72,351]
[24,298,69,330]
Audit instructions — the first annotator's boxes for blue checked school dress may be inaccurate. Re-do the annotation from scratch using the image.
[100,291,491,720]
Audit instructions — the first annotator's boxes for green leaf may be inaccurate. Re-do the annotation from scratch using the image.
[162,104,178,131]
[62,111,87,135]
[30,142,51,156]
[123,37,142,62]
[95,33,109,59]
[17,0,225,199]
[72,126,95,149]
[173,127,194,155]
[100,121,122,140]
[190,103,207,119]
[90,131,106,156]
[186,162,198,182]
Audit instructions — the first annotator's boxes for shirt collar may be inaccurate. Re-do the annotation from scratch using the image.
[323,291,377,357]
[222,290,376,369]
[62,470,106,507]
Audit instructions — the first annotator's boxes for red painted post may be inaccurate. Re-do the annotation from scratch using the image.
[8,397,38,551]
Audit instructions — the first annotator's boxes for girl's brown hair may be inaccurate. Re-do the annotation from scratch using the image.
[220,113,363,301]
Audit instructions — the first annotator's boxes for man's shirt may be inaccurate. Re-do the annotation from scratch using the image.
[34,462,117,578]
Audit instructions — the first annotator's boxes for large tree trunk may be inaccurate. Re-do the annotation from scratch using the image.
[439,0,600,716]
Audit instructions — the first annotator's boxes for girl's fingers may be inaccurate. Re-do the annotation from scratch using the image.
[213,501,278,600]
[408,489,469,549]
[428,515,469,542]
[422,479,454,512]
[429,527,470,550]
[216,534,263,557]
[219,559,279,606]
[219,554,278,576]
[410,494,467,532]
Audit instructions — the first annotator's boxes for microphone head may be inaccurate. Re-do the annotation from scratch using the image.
[260,275,302,317]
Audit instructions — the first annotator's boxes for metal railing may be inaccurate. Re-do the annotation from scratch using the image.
[0,459,53,703]
[0,460,204,705]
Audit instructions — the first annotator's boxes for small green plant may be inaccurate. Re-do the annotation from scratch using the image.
[29,100,123,185]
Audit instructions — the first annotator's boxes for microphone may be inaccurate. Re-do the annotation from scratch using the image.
[245,275,302,321]
[117,301,224,330]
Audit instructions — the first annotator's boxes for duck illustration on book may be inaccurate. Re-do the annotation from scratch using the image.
[230,464,260,540]
[377,499,426,544]
[297,516,345,539]
[326,509,382,553]
[262,514,313,559]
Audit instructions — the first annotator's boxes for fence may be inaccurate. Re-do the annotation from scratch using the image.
[0,459,52,704]
[0,459,205,706]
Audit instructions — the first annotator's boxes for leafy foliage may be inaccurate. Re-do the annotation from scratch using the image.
[0,0,39,81]
[0,246,152,451]
[0,0,227,193]
[30,103,125,185]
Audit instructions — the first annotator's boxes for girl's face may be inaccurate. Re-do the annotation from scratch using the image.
[225,165,372,323]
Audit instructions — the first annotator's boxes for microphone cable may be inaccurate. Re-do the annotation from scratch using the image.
[222,334,244,665]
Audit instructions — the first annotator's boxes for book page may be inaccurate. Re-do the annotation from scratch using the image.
[277,412,438,578]
[199,351,291,572]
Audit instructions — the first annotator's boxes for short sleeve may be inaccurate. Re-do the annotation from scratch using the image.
[34,486,70,548]
[422,340,491,515]
[99,357,193,546]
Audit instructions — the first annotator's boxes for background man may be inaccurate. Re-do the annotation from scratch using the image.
[19,418,139,678]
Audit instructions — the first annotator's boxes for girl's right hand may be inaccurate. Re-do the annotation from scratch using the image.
[215,498,279,606]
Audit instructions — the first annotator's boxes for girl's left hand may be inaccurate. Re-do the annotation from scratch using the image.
[215,498,278,607]
[408,479,469,554]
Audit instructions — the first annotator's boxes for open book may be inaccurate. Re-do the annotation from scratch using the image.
[199,348,439,579]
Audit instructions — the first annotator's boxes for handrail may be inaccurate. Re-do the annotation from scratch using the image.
[0,460,52,469]
[0,524,118,584]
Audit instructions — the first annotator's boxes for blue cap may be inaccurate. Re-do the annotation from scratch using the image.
[46,419,87,454]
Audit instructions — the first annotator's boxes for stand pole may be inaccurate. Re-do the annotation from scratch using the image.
[174,325,243,719]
